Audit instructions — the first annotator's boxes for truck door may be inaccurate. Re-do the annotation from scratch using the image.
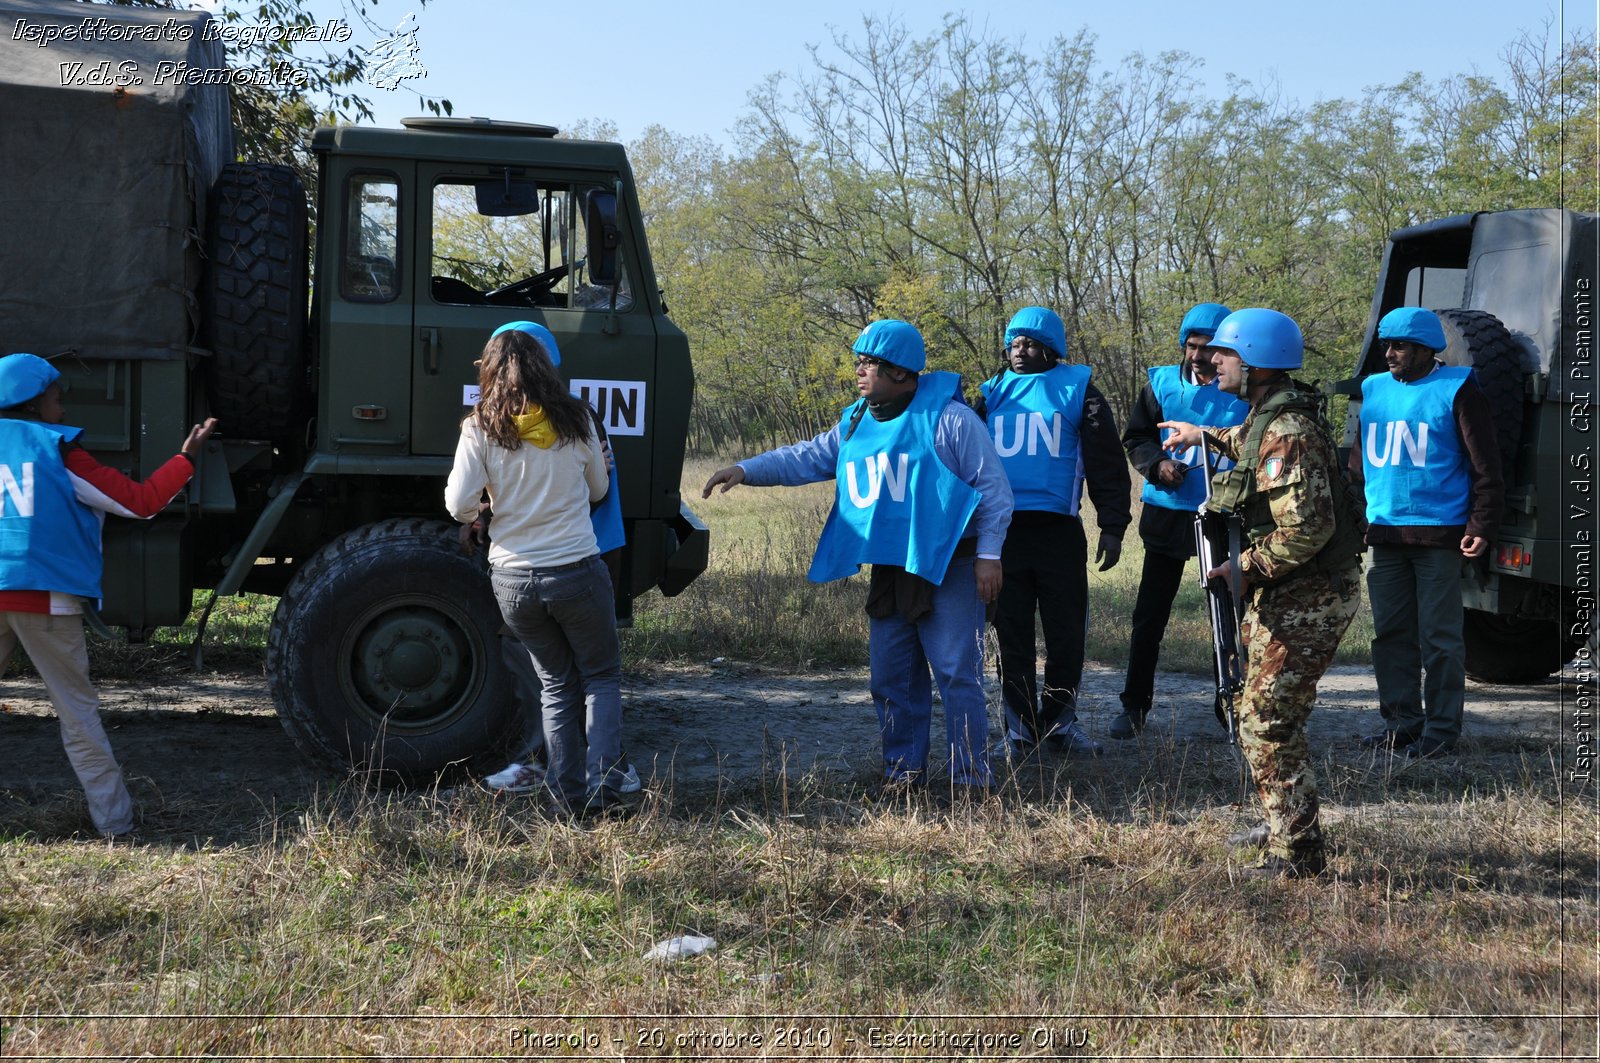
[412,162,660,530]
[322,161,416,454]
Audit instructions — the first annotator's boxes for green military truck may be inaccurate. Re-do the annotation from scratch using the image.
[0,0,707,775]
[1343,207,1596,682]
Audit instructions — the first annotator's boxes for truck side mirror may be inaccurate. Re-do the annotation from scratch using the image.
[585,188,621,286]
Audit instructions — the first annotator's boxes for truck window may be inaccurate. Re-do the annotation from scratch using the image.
[428,178,632,311]
[1404,265,1466,310]
[343,174,400,303]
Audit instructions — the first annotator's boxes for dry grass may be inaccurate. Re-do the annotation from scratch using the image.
[3,454,1590,1058]
[1,752,1592,1058]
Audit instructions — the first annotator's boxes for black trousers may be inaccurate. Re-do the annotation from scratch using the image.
[1121,545,1225,721]
[994,516,1087,741]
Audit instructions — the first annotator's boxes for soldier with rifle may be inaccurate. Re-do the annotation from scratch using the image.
[1159,309,1365,879]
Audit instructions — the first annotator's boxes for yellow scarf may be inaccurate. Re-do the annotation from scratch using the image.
[512,405,557,449]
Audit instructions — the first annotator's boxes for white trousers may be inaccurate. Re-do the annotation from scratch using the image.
[1,611,134,836]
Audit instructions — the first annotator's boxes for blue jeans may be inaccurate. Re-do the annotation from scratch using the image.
[491,556,623,808]
[868,555,992,786]
[1367,544,1467,743]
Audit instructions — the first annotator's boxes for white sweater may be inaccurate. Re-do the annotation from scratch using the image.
[445,417,609,570]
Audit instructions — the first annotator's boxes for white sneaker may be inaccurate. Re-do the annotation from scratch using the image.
[482,761,546,793]
[588,761,643,800]
[617,761,642,794]
[1048,720,1104,757]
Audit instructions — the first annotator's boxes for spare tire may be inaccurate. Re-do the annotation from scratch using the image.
[1436,308,1524,475]
[203,163,309,442]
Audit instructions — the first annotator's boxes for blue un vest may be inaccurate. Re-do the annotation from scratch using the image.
[591,465,625,553]
[0,420,106,601]
[1142,364,1250,513]
[809,372,980,585]
[980,363,1089,515]
[1360,365,1473,526]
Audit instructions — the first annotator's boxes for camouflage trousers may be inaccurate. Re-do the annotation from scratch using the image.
[1237,566,1360,862]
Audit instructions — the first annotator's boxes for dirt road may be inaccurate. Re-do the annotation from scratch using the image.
[3,652,1584,844]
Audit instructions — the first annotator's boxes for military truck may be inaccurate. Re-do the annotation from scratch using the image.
[0,0,707,775]
[1343,208,1596,682]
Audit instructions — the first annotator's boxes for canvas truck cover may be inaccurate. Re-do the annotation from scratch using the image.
[0,0,232,364]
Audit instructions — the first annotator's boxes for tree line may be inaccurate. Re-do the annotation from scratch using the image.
[622,16,1596,452]
[107,2,1592,451]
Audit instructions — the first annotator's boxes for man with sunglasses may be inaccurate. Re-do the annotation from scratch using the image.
[1351,307,1503,759]
[702,320,1012,794]
[977,307,1130,759]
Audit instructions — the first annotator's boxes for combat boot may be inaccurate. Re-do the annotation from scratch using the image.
[1228,821,1269,849]
[1242,848,1326,880]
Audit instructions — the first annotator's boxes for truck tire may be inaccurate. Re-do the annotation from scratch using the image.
[204,163,308,442]
[267,519,516,780]
[1436,308,1524,474]
[1462,609,1583,684]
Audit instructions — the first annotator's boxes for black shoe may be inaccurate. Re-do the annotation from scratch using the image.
[1108,711,1145,740]
[1360,726,1421,751]
[1243,850,1325,879]
[1403,735,1456,760]
[1228,822,1269,849]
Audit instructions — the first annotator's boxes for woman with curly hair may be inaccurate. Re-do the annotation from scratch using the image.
[445,328,625,819]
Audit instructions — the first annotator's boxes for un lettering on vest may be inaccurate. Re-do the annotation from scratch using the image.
[845,452,910,508]
[0,462,35,517]
[1365,421,1430,467]
[992,412,1063,458]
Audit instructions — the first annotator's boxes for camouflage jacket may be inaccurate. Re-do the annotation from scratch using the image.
[1210,381,1362,585]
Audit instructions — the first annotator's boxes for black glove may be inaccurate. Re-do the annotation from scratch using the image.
[1094,532,1122,572]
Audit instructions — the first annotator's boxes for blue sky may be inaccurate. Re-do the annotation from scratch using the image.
[288,0,1594,145]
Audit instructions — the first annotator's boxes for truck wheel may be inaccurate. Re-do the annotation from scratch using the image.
[1462,609,1583,684]
[267,519,516,780]
[1436,308,1524,474]
[204,163,308,442]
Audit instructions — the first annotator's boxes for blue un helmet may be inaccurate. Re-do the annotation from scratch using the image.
[1179,302,1232,347]
[0,352,60,409]
[1377,307,1447,353]
[490,320,562,365]
[1208,308,1303,370]
[853,319,926,373]
[1004,306,1067,360]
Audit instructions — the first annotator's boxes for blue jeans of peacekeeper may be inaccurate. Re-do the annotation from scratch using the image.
[1367,544,1467,744]
[491,556,624,810]
[868,555,992,787]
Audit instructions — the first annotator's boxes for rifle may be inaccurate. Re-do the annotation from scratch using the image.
[1191,432,1245,745]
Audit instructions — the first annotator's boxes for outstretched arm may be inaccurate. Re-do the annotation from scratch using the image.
[65,418,217,518]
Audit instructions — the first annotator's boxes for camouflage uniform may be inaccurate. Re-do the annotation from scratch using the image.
[1213,380,1362,866]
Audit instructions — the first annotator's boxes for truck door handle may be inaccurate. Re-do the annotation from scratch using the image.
[420,327,440,374]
